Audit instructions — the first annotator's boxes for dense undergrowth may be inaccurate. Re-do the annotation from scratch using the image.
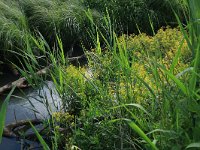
[41,27,196,149]
[0,0,187,72]
[0,0,200,150]
[13,23,199,150]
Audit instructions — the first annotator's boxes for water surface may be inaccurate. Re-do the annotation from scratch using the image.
[0,80,60,149]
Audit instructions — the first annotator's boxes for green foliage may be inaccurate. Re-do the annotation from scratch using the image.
[1,0,199,150]
[177,0,200,148]
[83,0,187,34]
[30,121,50,150]
[0,0,30,61]
[124,27,191,68]
[19,0,98,49]
[0,0,187,70]
[0,86,16,143]
[40,27,193,149]
[20,25,196,149]
[52,25,199,149]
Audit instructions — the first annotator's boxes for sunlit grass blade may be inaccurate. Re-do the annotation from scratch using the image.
[186,142,200,149]
[111,103,150,116]
[148,14,155,36]
[56,35,65,65]
[135,74,156,98]
[0,86,16,143]
[175,13,192,53]
[111,103,151,129]
[164,70,187,95]
[29,121,50,150]
[170,38,184,73]
[189,44,200,93]
[109,118,157,150]
[158,64,188,95]
[175,67,193,78]
[146,129,176,135]
[125,119,158,150]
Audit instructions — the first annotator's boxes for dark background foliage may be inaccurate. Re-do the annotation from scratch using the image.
[0,0,187,72]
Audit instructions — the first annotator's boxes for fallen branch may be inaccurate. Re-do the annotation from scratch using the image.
[0,66,50,95]
[0,54,86,95]
[3,119,42,138]
[3,118,71,141]
[68,54,86,61]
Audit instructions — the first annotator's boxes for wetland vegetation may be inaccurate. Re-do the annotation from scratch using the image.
[0,0,200,149]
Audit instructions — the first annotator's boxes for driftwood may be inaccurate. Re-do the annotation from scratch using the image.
[0,54,86,95]
[0,66,50,95]
[3,118,71,142]
[3,119,43,138]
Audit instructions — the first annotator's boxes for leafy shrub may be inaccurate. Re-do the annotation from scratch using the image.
[124,27,191,69]
[83,0,187,34]
[48,27,193,149]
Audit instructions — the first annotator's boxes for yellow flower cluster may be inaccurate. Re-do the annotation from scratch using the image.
[115,27,191,103]
[65,65,86,81]
[123,27,191,63]
[65,65,86,97]
[61,27,192,108]
[52,112,74,126]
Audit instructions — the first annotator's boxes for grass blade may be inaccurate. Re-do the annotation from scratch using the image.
[170,38,184,73]
[186,142,200,149]
[125,119,158,150]
[30,121,50,150]
[0,86,16,143]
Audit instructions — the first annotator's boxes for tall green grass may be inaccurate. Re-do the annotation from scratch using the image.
[0,86,16,143]
[1,0,199,149]
[175,0,200,147]
[0,0,187,68]
[83,0,187,34]
[0,0,30,62]
[19,0,89,49]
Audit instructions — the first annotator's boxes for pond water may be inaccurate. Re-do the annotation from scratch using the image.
[0,79,60,149]
[0,62,89,149]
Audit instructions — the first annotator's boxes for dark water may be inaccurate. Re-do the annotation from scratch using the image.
[0,73,19,87]
[0,77,60,149]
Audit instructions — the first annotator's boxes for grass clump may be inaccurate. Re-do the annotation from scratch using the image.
[19,0,99,50]
[0,0,30,62]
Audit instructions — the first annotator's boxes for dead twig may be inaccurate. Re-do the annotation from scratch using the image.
[0,54,86,95]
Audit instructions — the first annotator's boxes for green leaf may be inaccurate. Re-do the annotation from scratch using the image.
[147,129,176,135]
[111,103,151,116]
[135,74,156,98]
[30,122,50,150]
[126,119,158,150]
[189,44,200,93]
[159,64,188,95]
[175,13,192,53]
[170,38,184,73]
[0,86,16,143]
[186,142,200,149]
